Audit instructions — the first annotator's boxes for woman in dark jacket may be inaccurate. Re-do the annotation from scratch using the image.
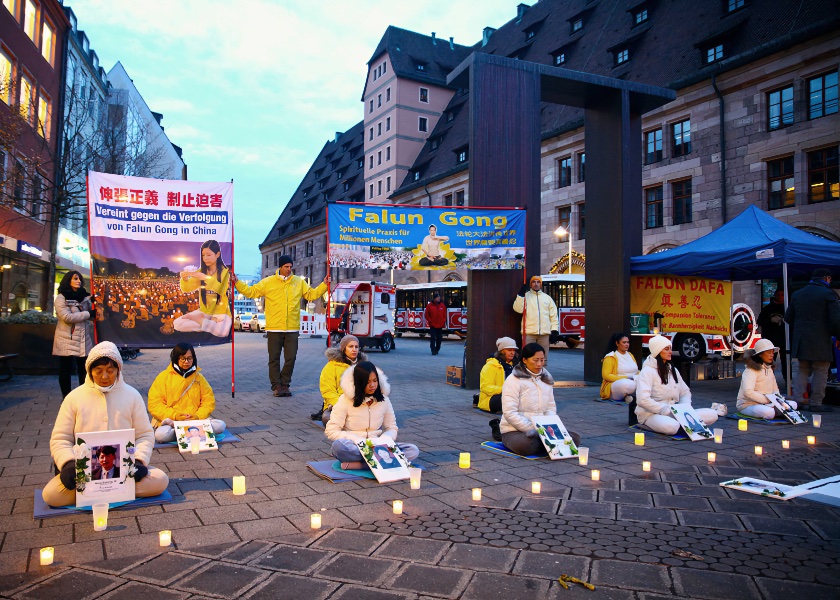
[53,271,93,397]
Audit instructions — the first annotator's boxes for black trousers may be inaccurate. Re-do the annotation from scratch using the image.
[58,356,86,398]
[429,327,443,354]
[267,332,299,388]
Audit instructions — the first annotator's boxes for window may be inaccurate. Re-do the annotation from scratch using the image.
[727,0,745,11]
[369,99,373,113]
[578,153,585,183]
[386,117,391,131]
[557,206,570,237]
[30,172,42,219]
[768,86,794,130]
[0,50,12,105]
[369,184,374,199]
[369,128,373,141]
[2,0,16,17]
[382,62,386,74]
[416,62,426,72]
[386,146,391,160]
[456,148,468,163]
[446,110,454,122]
[431,138,440,151]
[386,87,391,102]
[23,0,36,42]
[645,186,663,228]
[19,74,34,124]
[12,159,25,213]
[443,193,453,207]
[418,117,428,132]
[369,155,373,169]
[635,9,648,24]
[673,179,693,224]
[377,151,381,165]
[41,19,54,65]
[672,119,691,157]
[377,122,381,136]
[377,94,381,107]
[578,203,586,240]
[419,87,428,103]
[767,156,794,209]
[456,190,465,206]
[571,19,582,33]
[706,44,724,63]
[412,171,421,182]
[357,158,363,169]
[808,147,839,204]
[265,255,269,268]
[554,52,566,66]
[808,72,838,120]
[377,180,382,196]
[616,49,629,66]
[37,91,49,139]
[645,129,663,164]
[305,240,314,257]
[557,157,572,188]
[386,176,391,192]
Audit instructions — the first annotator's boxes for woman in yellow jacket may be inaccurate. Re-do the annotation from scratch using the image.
[313,335,368,425]
[148,343,227,443]
[175,240,232,337]
[600,332,639,402]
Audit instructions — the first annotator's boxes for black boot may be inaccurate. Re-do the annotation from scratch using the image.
[309,407,324,421]
[473,394,479,406]
[489,418,502,442]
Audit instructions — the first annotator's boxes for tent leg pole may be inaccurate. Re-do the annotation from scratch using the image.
[783,263,792,397]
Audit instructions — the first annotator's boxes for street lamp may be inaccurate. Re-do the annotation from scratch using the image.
[554,222,573,274]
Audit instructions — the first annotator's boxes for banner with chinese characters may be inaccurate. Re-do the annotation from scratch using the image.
[327,203,525,270]
[87,171,234,348]
[630,275,732,336]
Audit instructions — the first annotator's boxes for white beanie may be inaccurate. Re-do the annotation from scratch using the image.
[496,337,518,352]
[85,341,124,373]
[752,338,778,354]
[647,335,671,359]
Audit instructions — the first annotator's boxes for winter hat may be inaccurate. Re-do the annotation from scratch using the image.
[647,335,671,359]
[496,337,518,352]
[530,275,542,284]
[277,255,293,267]
[752,339,778,354]
[339,335,360,354]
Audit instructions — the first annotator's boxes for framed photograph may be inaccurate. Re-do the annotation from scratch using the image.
[73,429,136,508]
[669,405,713,441]
[356,435,410,483]
[531,416,578,460]
[174,420,218,453]
[721,476,840,503]
[764,393,808,424]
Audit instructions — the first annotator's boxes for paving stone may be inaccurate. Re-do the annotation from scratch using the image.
[461,571,550,599]
[175,562,270,598]
[390,563,470,596]
[755,577,840,600]
[243,572,339,600]
[196,503,260,525]
[16,569,123,600]
[741,515,816,537]
[652,494,713,510]
[313,554,399,586]
[330,585,414,600]
[672,567,761,599]
[677,511,744,530]
[671,484,728,497]
[313,529,389,555]
[373,536,450,564]
[221,541,274,564]
[621,480,672,494]
[516,496,561,513]
[617,505,678,524]
[807,519,840,541]
[439,543,517,572]
[172,524,241,553]
[98,581,191,600]
[558,500,616,519]
[591,559,672,593]
[599,490,653,506]
[0,570,60,597]
[547,581,636,599]
[252,544,332,573]
[709,498,776,516]
[123,552,208,585]
[512,550,589,580]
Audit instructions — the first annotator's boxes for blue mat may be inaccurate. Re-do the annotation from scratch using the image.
[154,431,241,448]
[34,489,173,519]
[480,441,546,460]
[724,413,789,425]
[629,424,689,441]
[307,460,376,482]
[594,397,626,405]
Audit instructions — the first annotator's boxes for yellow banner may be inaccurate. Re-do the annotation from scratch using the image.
[630,275,732,336]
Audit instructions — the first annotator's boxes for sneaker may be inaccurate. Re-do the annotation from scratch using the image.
[489,418,502,442]
[278,384,292,397]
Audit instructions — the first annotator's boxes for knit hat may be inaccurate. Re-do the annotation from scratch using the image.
[647,335,671,358]
[496,337,518,352]
[277,255,293,267]
[530,275,542,284]
[752,338,778,354]
[339,335,360,354]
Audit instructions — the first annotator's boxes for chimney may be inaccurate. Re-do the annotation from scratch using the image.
[431,31,436,45]
[449,36,455,50]
[516,3,529,21]
[482,27,496,47]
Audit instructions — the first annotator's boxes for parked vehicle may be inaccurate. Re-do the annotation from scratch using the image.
[395,281,467,338]
[250,313,267,333]
[234,313,252,332]
[327,281,396,352]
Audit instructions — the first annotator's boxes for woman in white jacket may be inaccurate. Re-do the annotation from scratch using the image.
[635,335,718,435]
[736,338,795,419]
[324,361,419,470]
[500,343,580,456]
[42,341,169,507]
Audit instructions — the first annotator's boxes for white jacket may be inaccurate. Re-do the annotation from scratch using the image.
[635,355,692,425]
[53,293,93,357]
[325,366,398,442]
[736,358,779,411]
[513,290,558,336]
[49,342,156,469]
[499,364,557,434]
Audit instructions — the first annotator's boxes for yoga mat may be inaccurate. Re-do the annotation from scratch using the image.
[308,420,326,430]
[307,460,372,483]
[628,424,689,441]
[154,432,241,448]
[594,397,626,405]
[724,413,788,425]
[34,489,173,519]
[480,441,546,460]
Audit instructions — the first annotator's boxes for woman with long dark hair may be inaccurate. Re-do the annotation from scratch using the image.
[600,332,639,402]
[175,239,232,337]
[53,270,93,397]
[324,361,419,470]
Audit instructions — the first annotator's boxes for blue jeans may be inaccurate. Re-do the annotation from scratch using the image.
[331,439,420,463]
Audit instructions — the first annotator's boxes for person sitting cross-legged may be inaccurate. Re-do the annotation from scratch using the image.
[737,338,797,419]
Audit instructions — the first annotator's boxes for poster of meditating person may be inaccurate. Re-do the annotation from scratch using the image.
[532,416,579,460]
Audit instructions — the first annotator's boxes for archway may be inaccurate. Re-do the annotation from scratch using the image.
[549,251,586,274]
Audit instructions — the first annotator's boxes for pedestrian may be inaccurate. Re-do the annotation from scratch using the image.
[424,293,447,355]
[512,275,560,359]
[757,288,788,381]
[736,339,797,419]
[231,256,329,397]
[53,271,93,398]
[784,268,840,413]
[314,334,368,424]
[600,332,639,402]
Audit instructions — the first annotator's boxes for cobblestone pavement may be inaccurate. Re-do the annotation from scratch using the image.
[0,333,838,599]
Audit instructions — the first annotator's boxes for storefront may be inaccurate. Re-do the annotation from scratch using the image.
[54,226,91,297]
[0,237,51,316]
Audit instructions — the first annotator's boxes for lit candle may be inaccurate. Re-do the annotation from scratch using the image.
[578,447,589,466]
[159,530,172,547]
[591,470,600,481]
[807,436,816,445]
[459,453,470,468]
[642,461,651,472]
[708,452,716,462]
[634,432,645,446]
[782,440,790,449]
[714,428,723,444]
[472,488,482,501]
[409,467,422,490]
[531,481,541,494]
[392,500,403,515]
[652,326,660,335]
[232,476,246,495]
[754,446,763,456]
[813,415,822,428]
[190,438,200,454]
[92,503,109,532]
[738,419,748,431]
[310,513,322,529]
[39,547,54,566]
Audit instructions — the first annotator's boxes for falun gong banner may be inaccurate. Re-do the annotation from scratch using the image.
[630,275,732,336]
[87,171,234,348]
[328,203,526,270]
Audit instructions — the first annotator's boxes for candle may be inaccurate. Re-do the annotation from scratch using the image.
[652,326,660,335]
[807,436,816,445]
[39,547,54,566]
[634,432,645,446]
[232,476,246,495]
[782,440,790,449]
[92,503,109,531]
[738,419,748,431]
[459,453,470,469]
[578,447,589,466]
[714,428,723,444]
[409,467,422,490]
[190,438,200,454]
[392,500,403,515]
[754,446,763,456]
[708,452,716,462]
[642,461,651,472]
[159,530,172,547]
[472,488,482,501]
[531,481,541,494]
[591,470,600,481]
[310,513,322,529]
[813,415,822,428]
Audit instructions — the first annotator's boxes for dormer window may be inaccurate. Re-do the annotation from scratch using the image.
[455,147,468,164]
[446,111,455,123]
[431,138,440,151]
[554,51,566,66]
[706,43,724,63]
[615,48,629,66]
[571,19,583,33]
[336,170,344,180]
[302,190,308,197]
[412,170,421,182]
[635,9,648,24]
[727,0,745,12]
[343,181,350,192]
[415,61,427,72]
[357,158,364,169]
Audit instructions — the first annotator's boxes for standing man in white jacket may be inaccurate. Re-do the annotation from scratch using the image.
[513,276,560,359]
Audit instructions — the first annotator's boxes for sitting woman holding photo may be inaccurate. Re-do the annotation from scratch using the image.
[313,335,368,424]
[43,341,169,507]
[737,338,796,419]
[600,332,639,402]
[498,343,581,457]
[324,361,419,470]
[175,239,232,337]
[147,343,227,443]
[636,335,719,434]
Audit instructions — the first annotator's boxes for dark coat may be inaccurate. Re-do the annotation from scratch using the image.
[757,299,786,349]
[784,281,840,362]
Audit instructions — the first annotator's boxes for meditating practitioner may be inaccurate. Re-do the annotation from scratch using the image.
[43,341,169,506]
[324,361,419,470]
[480,337,518,414]
[737,338,797,419]
[148,343,226,443]
[313,335,368,424]
[635,335,719,434]
[600,332,639,402]
[498,343,580,457]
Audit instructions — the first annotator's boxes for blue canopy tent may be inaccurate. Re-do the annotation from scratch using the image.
[631,205,840,391]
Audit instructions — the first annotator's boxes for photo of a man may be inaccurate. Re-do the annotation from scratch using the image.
[374,446,401,469]
[184,426,206,442]
[418,225,450,266]
[91,446,120,480]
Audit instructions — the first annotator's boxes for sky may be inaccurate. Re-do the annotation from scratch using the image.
[68,0,520,278]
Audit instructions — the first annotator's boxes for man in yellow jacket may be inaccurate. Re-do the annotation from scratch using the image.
[513,276,559,360]
[232,256,329,396]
